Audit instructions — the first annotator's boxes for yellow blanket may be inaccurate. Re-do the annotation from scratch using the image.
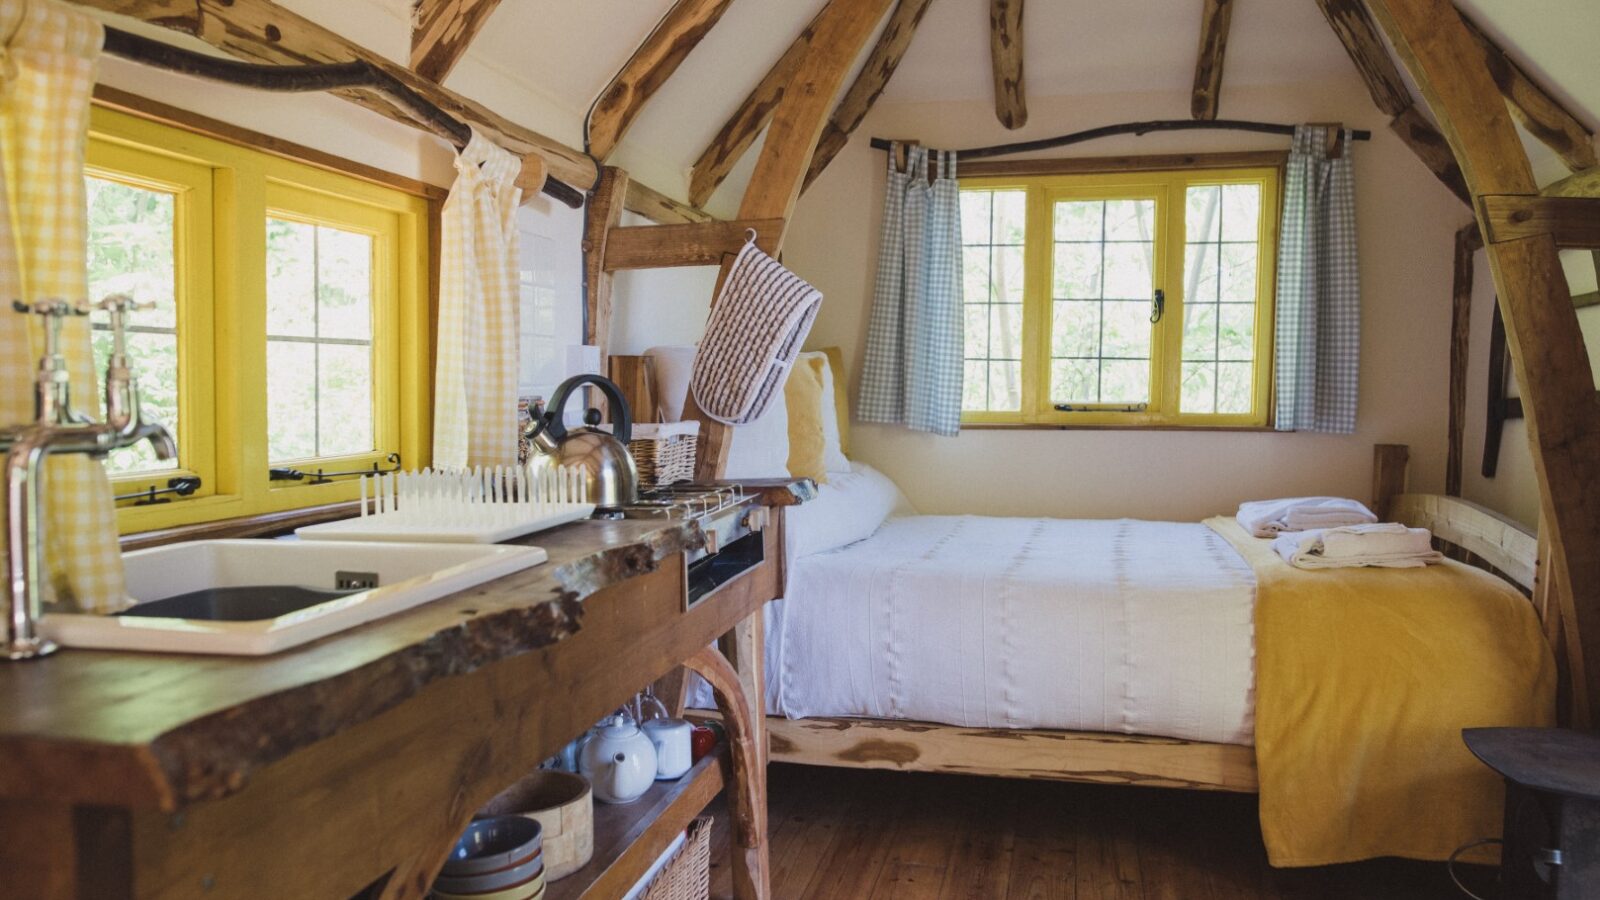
[1206,517,1556,867]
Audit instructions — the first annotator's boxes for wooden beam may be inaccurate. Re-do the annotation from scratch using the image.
[690,0,896,481]
[1545,166,1600,199]
[803,0,934,191]
[603,219,784,270]
[989,0,1026,129]
[410,0,503,83]
[1190,0,1233,120]
[1575,290,1600,310]
[1370,0,1600,727]
[1447,222,1479,496]
[1460,13,1597,173]
[1313,0,1412,116]
[78,0,596,192]
[687,4,830,208]
[623,180,716,225]
[587,0,737,162]
[1313,0,1472,205]
[584,167,630,372]
[1479,194,1600,248]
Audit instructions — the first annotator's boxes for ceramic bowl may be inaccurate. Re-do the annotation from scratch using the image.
[432,873,545,900]
[433,856,543,895]
[442,816,542,877]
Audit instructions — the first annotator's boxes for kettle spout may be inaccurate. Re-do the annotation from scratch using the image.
[605,751,629,798]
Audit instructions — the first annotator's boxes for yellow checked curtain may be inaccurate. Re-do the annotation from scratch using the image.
[0,0,124,613]
[432,130,522,470]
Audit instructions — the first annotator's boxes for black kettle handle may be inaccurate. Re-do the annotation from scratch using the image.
[543,374,632,444]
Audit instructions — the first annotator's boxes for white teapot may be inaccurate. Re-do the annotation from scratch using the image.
[579,715,658,805]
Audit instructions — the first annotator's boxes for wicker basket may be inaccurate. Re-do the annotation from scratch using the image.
[641,817,713,900]
[628,422,700,490]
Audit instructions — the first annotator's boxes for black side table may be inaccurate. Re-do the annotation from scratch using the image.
[1464,728,1600,900]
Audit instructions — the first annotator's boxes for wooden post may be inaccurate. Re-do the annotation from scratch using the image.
[584,167,630,380]
[410,0,505,83]
[1446,222,1480,496]
[1370,0,1600,727]
[685,645,769,899]
[1371,443,1409,521]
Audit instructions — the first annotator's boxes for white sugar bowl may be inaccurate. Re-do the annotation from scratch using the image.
[579,716,658,805]
[641,718,694,780]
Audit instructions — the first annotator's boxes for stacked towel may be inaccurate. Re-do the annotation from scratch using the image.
[1272,523,1445,569]
[1237,497,1378,538]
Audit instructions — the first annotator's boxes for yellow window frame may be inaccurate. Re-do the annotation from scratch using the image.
[85,106,432,534]
[960,165,1281,428]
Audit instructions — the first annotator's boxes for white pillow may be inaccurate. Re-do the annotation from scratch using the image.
[723,381,790,479]
[800,351,851,473]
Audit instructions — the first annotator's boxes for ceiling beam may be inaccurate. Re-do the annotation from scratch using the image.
[989,0,1026,129]
[1478,194,1600,248]
[78,0,597,193]
[624,181,716,225]
[1458,13,1597,173]
[803,0,934,191]
[587,0,737,162]
[410,0,503,83]
[1313,0,1470,205]
[1369,0,1600,728]
[687,3,830,208]
[1190,0,1233,120]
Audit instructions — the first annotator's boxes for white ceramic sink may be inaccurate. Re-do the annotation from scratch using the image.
[41,539,547,656]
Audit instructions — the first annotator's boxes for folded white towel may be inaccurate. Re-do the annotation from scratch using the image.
[1237,497,1378,538]
[1273,524,1444,569]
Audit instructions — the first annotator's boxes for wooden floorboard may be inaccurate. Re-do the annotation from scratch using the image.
[705,764,1495,900]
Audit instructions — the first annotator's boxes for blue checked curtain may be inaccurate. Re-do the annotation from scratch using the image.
[857,144,964,436]
[1275,125,1360,433]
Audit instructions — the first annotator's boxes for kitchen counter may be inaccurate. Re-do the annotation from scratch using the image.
[0,495,787,899]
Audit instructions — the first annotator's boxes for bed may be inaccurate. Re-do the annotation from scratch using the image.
[685,444,1555,865]
[635,347,1555,864]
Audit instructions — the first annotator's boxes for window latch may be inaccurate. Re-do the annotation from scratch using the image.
[1150,288,1165,323]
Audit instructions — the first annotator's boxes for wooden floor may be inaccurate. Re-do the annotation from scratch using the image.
[706,764,1492,899]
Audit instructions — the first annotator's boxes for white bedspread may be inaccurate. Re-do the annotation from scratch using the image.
[769,515,1258,745]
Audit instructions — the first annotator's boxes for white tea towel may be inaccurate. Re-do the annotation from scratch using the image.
[691,240,822,425]
[1237,497,1377,538]
[1273,524,1443,569]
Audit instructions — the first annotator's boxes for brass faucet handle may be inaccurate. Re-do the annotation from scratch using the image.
[92,294,155,315]
[11,299,89,318]
[93,295,153,358]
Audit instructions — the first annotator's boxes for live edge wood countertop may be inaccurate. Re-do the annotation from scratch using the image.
[0,516,704,813]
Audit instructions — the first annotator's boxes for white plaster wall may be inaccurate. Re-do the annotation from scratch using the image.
[780,78,1470,521]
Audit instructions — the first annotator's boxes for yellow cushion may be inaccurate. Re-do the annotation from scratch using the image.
[819,346,850,455]
[784,356,828,484]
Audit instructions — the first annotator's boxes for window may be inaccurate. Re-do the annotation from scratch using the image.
[959,164,1280,426]
[86,106,431,532]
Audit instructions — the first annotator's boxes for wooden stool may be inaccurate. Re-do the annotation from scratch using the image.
[1463,728,1600,900]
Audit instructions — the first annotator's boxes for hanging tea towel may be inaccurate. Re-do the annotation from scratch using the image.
[690,238,822,425]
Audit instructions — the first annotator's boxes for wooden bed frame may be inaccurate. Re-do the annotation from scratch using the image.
[720,443,1547,795]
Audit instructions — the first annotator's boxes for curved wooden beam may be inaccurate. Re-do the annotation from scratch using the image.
[684,645,768,896]
[587,0,737,162]
[1190,0,1233,120]
[1313,0,1471,205]
[989,0,1026,129]
[410,0,504,83]
[687,4,830,208]
[1368,0,1600,727]
[804,0,934,191]
[1460,14,1596,173]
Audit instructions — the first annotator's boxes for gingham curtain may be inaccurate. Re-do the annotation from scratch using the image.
[433,130,522,469]
[1275,125,1359,434]
[0,0,126,613]
[857,144,963,437]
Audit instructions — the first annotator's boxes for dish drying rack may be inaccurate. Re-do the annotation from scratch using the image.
[295,465,595,544]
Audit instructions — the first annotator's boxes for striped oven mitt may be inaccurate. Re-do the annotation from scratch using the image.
[690,238,822,425]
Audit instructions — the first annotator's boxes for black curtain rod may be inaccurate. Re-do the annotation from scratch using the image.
[869,119,1373,161]
[101,27,586,208]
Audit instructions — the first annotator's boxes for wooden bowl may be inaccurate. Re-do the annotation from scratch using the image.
[477,770,593,881]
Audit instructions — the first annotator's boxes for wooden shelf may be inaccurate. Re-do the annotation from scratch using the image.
[545,746,727,900]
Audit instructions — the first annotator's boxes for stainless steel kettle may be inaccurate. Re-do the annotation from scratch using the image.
[524,374,639,510]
